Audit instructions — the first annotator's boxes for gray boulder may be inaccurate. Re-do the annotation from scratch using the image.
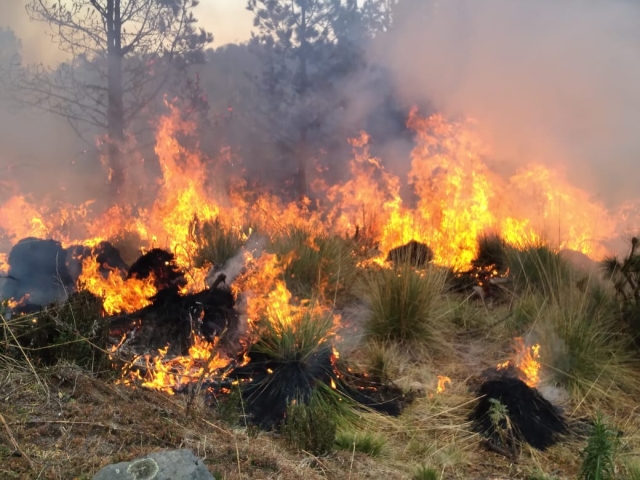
[92,449,214,480]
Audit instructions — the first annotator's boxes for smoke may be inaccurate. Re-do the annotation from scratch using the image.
[375,0,640,208]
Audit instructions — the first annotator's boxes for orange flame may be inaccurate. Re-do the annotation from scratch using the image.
[0,101,630,394]
[436,375,452,394]
[497,337,541,388]
[78,256,157,315]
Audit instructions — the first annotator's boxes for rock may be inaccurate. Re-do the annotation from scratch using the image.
[92,449,214,480]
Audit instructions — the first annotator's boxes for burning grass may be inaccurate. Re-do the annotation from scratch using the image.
[269,226,359,301]
[2,102,640,477]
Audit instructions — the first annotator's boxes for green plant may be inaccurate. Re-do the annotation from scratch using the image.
[192,217,247,268]
[9,291,108,371]
[412,465,440,480]
[269,227,357,301]
[487,398,519,458]
[536,285,638,400]
[282,396,337,456]
[335,431,386,457]
[506,242,572,297]
[578,414,619,480]
[361,263,447,347]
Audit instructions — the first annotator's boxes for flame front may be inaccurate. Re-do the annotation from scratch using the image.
[0,101,629,394]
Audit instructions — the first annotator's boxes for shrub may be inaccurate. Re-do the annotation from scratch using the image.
[361,263,447,348]
[335,431,386,457]
[282,396,337,456]
[578,414,619,480]
[9,291,108,371]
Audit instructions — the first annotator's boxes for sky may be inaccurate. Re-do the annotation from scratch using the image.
[0,0,254,64]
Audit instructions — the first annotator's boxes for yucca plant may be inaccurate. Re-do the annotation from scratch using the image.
[269,227,358,301]
[578,414,619,480]
[361,263,447,348]
[235,309,359,429]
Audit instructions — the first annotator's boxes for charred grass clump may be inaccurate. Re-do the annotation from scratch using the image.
[360,263,448,350]
[269,226,358,301]
[229,310,360,430]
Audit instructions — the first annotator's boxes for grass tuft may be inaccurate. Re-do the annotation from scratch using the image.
[269,226,358,301]
[192,217,247,268]
[335,430,386,457]
[412,465,440,480]
[360,263,447,348]
[506,242,572,296]
[473,232,508,272]
[536,285,638,400]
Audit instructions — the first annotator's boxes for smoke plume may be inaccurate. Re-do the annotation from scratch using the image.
[376,0,640,208]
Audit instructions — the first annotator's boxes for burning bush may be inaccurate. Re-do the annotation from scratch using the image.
[361,263,447,349]
[229,309,355,429]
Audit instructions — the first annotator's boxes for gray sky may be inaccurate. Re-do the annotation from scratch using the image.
[0,0,254,64]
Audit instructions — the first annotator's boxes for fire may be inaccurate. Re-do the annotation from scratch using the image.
[436,375,452,394]
[497,337,542,388]
[119,335,231,395]
[78,256,157,315]
[0,99,629,395]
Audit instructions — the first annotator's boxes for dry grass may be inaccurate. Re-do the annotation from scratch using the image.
[4,234,640,479]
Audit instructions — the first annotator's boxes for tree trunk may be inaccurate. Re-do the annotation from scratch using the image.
[295,1,310,199]
[106,0,125,198]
